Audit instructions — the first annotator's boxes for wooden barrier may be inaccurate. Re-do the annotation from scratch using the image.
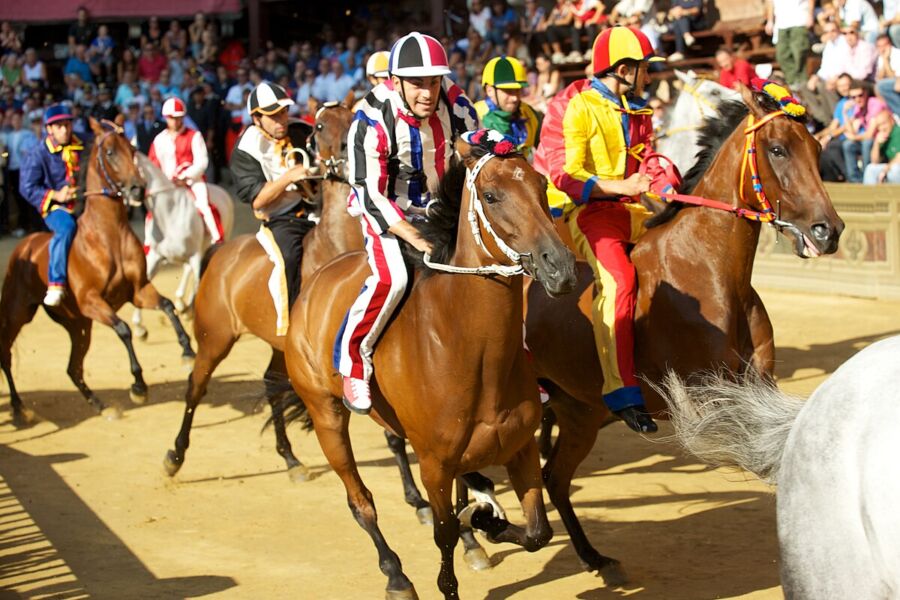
[753,183,900,298]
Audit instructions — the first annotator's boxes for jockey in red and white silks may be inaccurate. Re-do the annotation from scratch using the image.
[335,32,479,414]
[149,97,223,243]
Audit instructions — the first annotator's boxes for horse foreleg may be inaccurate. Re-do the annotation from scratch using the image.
[264,350,310,482]
[80,298,149,404]
[164,324,237,477]
[0,301,40,428]
[454,477,492,571]
[543,390,626,585]
[134,284,195,362]
[458,442,552,553]
[310,397,416,599]
[384,430,433,524]
[419,462,461,600]
[174,263,193,314]
[133,248,164,341]
[184,253,203,313]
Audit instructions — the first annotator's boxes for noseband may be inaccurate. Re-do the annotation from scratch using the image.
[423,152,530,277]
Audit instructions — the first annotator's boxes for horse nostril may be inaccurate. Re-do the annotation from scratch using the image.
[811,223,832,241]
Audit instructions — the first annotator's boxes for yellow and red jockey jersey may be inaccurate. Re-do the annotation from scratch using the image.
[534,78,661,218]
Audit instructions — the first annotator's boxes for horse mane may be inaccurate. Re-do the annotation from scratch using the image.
[401,143,518,272]
[646,93,804,228]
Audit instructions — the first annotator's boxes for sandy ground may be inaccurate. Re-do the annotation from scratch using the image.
[2,210,899,600]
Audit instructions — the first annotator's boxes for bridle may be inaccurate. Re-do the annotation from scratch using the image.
[423,152,531,277]
[307,103,349,183]
[646,110,794,229]
[82,121,141,200]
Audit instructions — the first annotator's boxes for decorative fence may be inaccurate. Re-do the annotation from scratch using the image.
[753,183,900,298]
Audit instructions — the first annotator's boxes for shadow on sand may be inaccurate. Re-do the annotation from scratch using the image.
[0,445,236,598]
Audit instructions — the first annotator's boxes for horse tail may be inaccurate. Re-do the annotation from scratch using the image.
[199,242,224,279]
[262,369,313,432]
[659,368,805,484]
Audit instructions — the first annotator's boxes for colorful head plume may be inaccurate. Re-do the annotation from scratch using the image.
[461,128,517,156]
[749,76,806,117]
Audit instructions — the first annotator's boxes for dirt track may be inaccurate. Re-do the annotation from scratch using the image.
[2,215,899,599]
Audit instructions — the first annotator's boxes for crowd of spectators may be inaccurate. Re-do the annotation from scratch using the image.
[7,0,900,235]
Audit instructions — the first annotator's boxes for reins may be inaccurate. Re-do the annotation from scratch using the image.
[423,152,529,277]
[645,111,791,228]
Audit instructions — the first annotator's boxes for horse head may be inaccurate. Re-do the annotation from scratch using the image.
[88,115,146,204]
[455,132,576,296]
[309,100,353,181]
[738,85,844,257]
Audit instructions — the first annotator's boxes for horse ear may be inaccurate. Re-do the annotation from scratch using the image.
[89,116,103,135]
[341,90,355,111]
[738,83,768,119]
[308,96,320,118]
[114,112,125,127]
[455,138,478,169]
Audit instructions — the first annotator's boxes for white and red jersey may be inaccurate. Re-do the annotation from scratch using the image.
[148,127,208,182]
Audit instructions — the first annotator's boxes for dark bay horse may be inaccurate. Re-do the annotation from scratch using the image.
[523,87,844,582]
[0,117,195,426]
[283,137,577,600]
[162,102,366,482]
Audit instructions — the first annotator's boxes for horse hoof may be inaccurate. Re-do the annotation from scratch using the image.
[416,506,433,525]
[181,354,195,368]
[385,586,418,600]
[464,547,493,571]
[134,325,148,341]
[174,298,186,313]
[101,405,123,421]
[287,464,311,482]
[597,560,627,587]
[12,408,37,428]
[129,387,148,405]
[457,502,493,529]
[163,450,183,477]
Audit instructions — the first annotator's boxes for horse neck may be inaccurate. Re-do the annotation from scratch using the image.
[676,121,763,287]
[81,166,128,226]
[427,187,524,335]
[319,180,358,252]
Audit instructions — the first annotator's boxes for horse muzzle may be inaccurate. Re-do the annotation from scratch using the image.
[526,243,577,297]
[780,217,844,258]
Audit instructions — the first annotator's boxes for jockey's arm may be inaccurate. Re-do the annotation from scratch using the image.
[19,151,67,217]
[179,131,209,182]
[251,163,310,211]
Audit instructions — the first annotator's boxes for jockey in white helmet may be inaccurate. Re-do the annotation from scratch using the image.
[149,97,224,244]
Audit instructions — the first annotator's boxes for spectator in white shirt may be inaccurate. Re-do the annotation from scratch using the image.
[225,68,252,121]
[766,0,815,87]
[883,0,900,48]
[875,33,900,80]
[836,0,879,43]
[469,0,493,39]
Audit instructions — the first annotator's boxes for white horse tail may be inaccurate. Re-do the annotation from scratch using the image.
[659,369,805,484]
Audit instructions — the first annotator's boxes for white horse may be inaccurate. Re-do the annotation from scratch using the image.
[132,152,235,338]
[661,336,900,599]
[656,71,740,175]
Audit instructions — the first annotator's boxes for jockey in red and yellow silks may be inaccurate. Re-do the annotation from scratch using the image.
[534,27,676,434]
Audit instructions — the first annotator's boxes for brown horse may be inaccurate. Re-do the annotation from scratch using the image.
[283,137,577,600]
[524,88,844,580]
[162,102,368,482]
[0,117,195,426]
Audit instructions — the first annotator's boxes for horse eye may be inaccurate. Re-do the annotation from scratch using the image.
[106,149,113,157]
[316,123,324,130]
[483,191,498,204]
[769,145,787,158]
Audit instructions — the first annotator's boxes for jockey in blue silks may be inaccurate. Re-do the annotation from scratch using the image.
[19,103,84,306]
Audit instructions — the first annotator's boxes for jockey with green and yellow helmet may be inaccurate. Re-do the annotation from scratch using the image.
[534,27,679,435]
[474,56,541,160]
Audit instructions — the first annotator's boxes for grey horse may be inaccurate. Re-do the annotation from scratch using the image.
[132,152,235,338]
